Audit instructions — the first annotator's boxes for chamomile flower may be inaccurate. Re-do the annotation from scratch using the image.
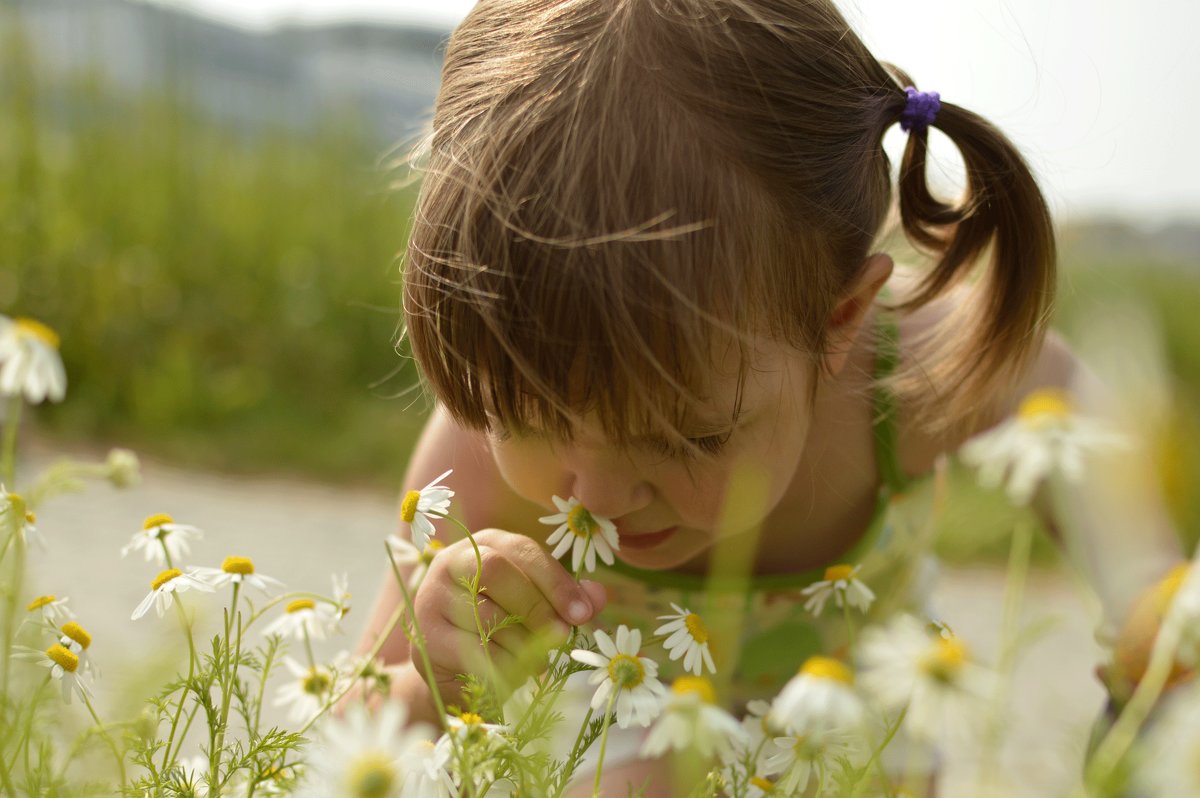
[275,656,340,723]
[38,643,92,704]
[401,739,455,798]
[131,568,215,620]
[2,491,42,548]
[641,676,746,760]
[0,315,67,403]
[400,469,454,550]
[299,702,434,798]
[122,513,203,565]
[959,388,1126,506]
[170,755,210,797]
[193,555,284,594]
[570,625,667,728]
[760,728,857,797]
[770,656,865,738]
[260,597,340,641]
[25,594,73,624]
[654,603,717,675]
[331,572,352,619]
[387,533,443,591]
[104,447,141,488]
[858,613,996,746]
[1132,683,1200,797]
[56,621,97,675]
[799,564,875,617]
[539,495,619,574]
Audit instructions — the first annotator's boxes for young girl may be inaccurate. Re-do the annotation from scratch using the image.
[359,0,1183,793]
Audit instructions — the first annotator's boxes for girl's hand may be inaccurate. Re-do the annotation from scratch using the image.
[411,527,607,707]
[1105,566,1194,706]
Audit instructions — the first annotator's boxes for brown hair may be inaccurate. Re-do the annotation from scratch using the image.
[401,0,1056,448]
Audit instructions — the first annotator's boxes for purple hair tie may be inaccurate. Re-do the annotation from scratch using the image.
[899,86,941,133]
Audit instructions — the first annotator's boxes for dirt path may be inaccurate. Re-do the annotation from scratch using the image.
[19,441,1105,795]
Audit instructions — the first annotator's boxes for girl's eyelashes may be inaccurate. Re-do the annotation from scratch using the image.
[647,433,729,461]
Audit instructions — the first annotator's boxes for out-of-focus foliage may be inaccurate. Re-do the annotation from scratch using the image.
[0,17,426,487]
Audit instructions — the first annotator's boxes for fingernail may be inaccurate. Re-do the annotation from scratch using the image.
[568,600,591,624]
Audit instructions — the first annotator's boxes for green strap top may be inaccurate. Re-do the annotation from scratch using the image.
[606,306,909,592]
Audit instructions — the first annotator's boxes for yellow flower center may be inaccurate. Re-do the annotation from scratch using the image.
[24,511,35,524]
[15,318,60,349]
[303,669,332,695]
[287,599,315,613]
[567,504,597,538]
[46,643,79,673]
[61,622,91,650]
[344,752,397,798]
[750,776,775,792]
[607,653,646,689]
[143,513,174,530]
[400,490,421,523]
[1018,389,1072,426]
[823,564,856,582]
[151,568,182,591]
[684,613,709,644]
[458,711,484,725]
[420,539,444,565]
[921,637,968,683]
[222,556,255,575]
[26,595,56,612]
[671,675,716,704]
[799,655,854,685]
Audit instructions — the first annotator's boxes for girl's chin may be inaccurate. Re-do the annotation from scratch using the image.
[614,530,712,570]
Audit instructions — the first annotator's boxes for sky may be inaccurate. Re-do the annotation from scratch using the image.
[149,0,1200,224]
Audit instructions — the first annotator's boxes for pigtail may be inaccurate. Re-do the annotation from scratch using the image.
[884,67,1057,430]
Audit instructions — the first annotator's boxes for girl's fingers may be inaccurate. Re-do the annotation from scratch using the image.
[441,595,532,658]
[473,529,601,626]
[444,541,573,640]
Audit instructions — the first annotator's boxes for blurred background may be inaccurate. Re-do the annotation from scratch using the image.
[2,1,1196,791]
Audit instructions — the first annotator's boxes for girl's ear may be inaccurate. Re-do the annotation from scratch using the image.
[825,253,894,375]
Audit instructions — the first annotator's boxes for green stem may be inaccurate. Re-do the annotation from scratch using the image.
[161,598,198,773]
[847,706,908,798]
[81,690,126,786]
[243,590,333,633]
[0,513,25,729]
[841,599,857,656]
[211,583,243,792]
[591,688,620,797]
[302,626,317,670]
[1,395,21,487]
[438,514,501,686]
[551,704,596,798]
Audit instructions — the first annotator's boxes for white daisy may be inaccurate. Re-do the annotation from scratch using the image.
[959,388,1127,506]
[121,513,203,566]
[570,625,667,728]
[56,621,97,676]
[37,643,92,704]
[387,533,444,591]
[641,676,746,761]
[799,564,875,617]
[298,701,434,798]
[769,656,865,739]
[104,447,141,488]
[24,594,73,625]
[0,315,66,403]
[260,597,341,641]
[400,469,454,550]
[170,755,210,797]
[1132,682,1200,797]
[131,568,215,621]
[654,603,717,675]
[331,572,352,620]
[858,613,996,746]
[759,728,858,797]
[401,738,455,798]
[274,656,340,724]
[538,495,619,574]
[2,491,42,548]
[192,555,284,594]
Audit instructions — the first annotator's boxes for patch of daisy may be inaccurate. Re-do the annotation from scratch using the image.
[24,594,73,625]
[0,314,66,403]
[760,728,859,797]
[641,676,746,761]
[103,447,141,488]
[55,621,98,676]
[387,532,444,591]
[169,755,210,797]
[192,555,284,594]
[799,564,875,617]
[770,656,865,739]
[570,625,667,728]
[959,388,1127,506]
[274,656,341,724]
[858,613,996,746]
[131,568,215,621]
[37,643,92,704]
[331,572,352,620]
[401,738,456,798]
[298,701,434,798]
[260,597,341,641]
[539,495,619,574]
[400,469,454,550]
[654,603,717,676]
[2,491,42,549]
[122,513,203,566]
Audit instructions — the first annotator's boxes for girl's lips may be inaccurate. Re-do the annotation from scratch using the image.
[618,526,677,550]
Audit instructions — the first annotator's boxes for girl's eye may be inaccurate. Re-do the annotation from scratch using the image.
[649,433,728,460]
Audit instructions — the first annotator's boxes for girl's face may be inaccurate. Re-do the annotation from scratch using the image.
[485,339,817,570]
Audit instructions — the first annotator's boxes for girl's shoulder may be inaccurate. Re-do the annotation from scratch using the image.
[887,266,1082,477]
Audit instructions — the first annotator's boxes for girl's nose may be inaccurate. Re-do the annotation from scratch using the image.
[563,450,653,521]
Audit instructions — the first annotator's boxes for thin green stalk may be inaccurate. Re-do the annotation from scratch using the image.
[211,584,243,791]
[243,591,333,632]
[842,599,857,655]
[81,691,126,786]
[438,514,501,686]
[161,597,198,773]
[551,705,596,798]
[0,516,26,725]
[846,706,908,798]
[1,395,20,487]
[591,688,620,797]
